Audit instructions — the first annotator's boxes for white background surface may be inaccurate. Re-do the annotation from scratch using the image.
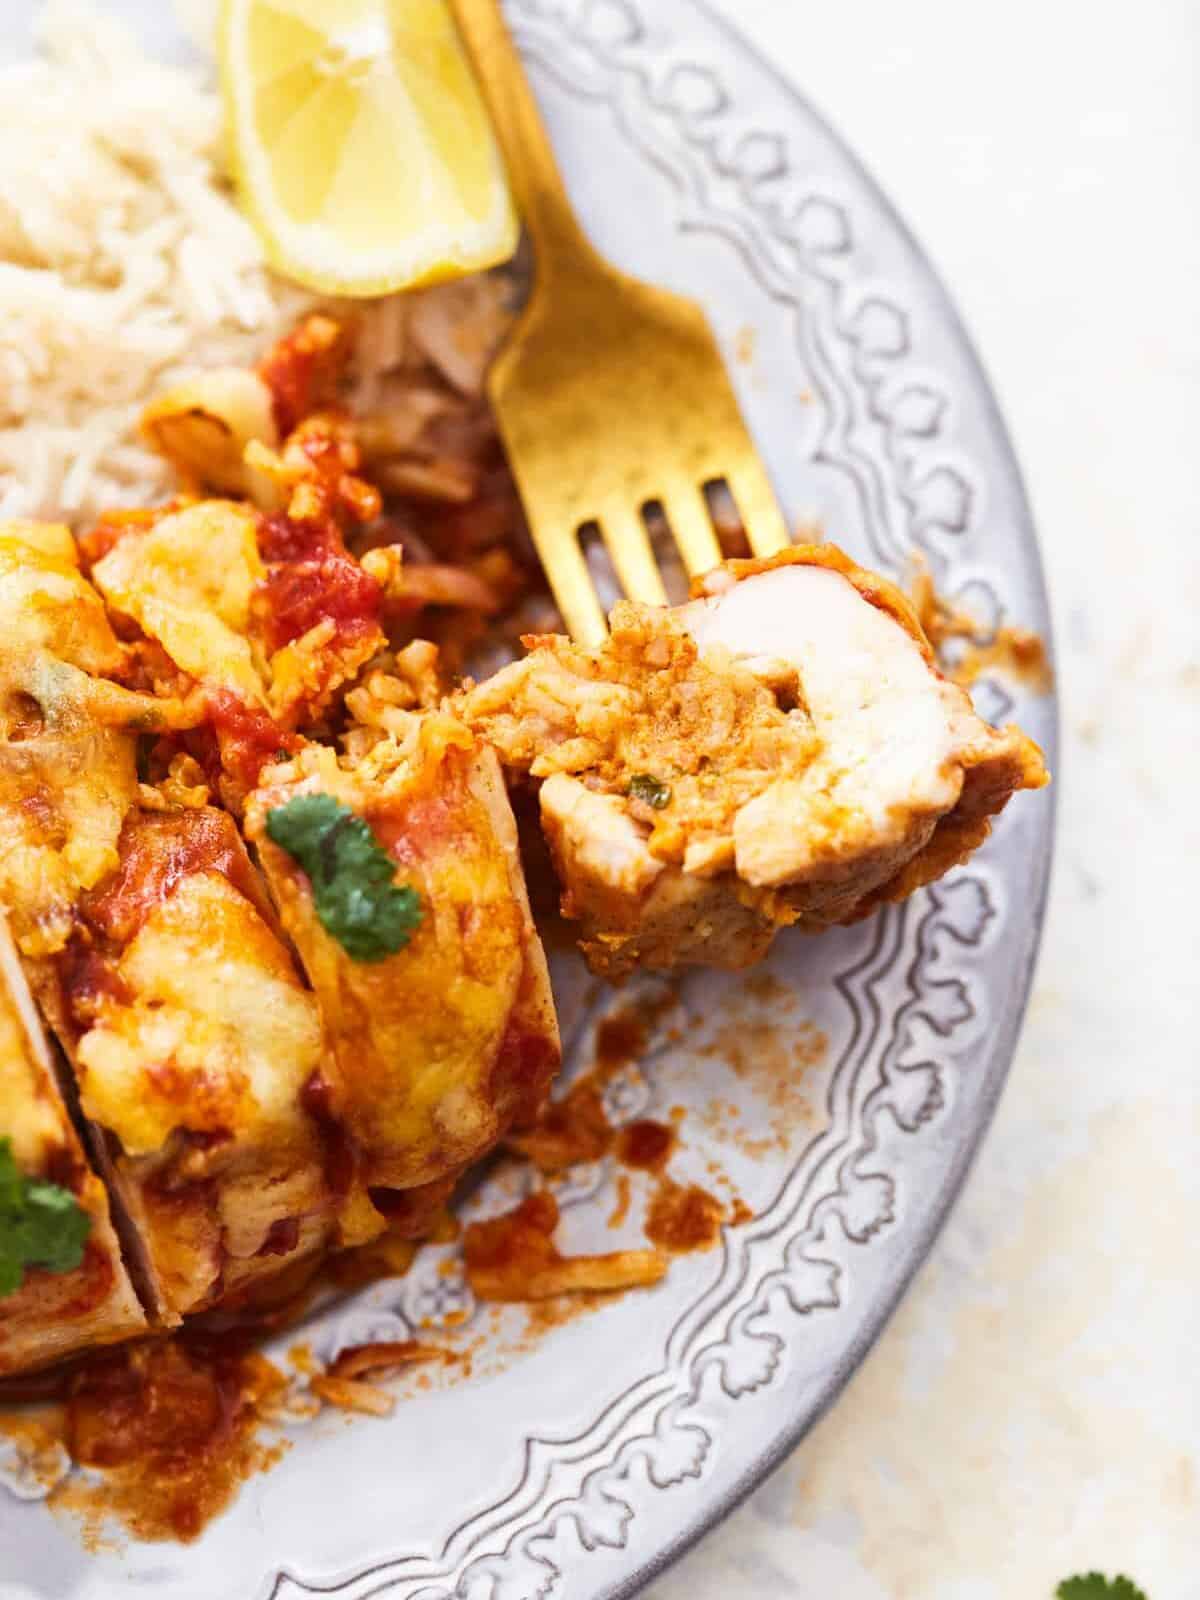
[648,3,1200,1598]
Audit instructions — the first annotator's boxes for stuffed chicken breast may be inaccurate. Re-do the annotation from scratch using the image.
[0,913,146,1378]
[461,546,1048,975]
[30,805,351,1324]
[245,700,560,1235]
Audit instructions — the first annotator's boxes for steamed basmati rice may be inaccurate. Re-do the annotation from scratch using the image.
[0,2,318,521]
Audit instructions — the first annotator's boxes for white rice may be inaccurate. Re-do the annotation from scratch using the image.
[0,1,317,522]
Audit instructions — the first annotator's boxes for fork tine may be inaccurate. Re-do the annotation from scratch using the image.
[531,522,609,647]
[599,503,669,608]
[728,459,791,558]
[661,480,722,578]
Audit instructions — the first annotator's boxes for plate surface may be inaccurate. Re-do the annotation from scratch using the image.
[0,2,1057,1597]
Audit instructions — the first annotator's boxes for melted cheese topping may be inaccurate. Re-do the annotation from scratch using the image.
[77,871,323,1157]
[0,913,67,1168]
[682,564,963,885]
[0,522,141,953]
[0,521,127,694]
[0,730,139,955]
[93,501,266,704]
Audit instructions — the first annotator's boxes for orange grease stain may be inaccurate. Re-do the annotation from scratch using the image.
[607,1173,632,1230]
[952,627,1054,694]
[644,1179,725,1254]
[615,1119,676,1172]
[594,1010,647,1070]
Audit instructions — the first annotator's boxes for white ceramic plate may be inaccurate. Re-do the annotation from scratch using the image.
[0,3,1057,1597]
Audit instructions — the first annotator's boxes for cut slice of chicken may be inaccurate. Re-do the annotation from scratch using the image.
[0,520,198,958]
[140,367,280,505]
[0,912,146,1378]
[461,545,1048,975]
[244,704,560,1228]
[27,806,354,1327]
[44,813,335,1316]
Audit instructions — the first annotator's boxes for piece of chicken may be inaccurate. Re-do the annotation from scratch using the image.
[138,314,345,506]
[0,520,198,958]
[0,913,146,1378]
[96,319,392,756]
[244,704,560,1224]
[460,545,1048,976]
[28,806,358,1325]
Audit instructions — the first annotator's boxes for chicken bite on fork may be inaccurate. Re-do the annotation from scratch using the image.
[459,545,1048,976]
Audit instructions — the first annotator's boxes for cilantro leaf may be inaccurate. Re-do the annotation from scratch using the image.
[0,1141,20,1211]
[265,793,422,963]
[1057,1576,1149,1600]
[627,773,672,810]
[0,1137,91,1299]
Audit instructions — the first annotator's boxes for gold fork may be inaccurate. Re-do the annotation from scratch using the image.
[448,0,791,647]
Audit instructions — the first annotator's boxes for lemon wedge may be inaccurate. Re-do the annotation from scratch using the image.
[220,0,518,296]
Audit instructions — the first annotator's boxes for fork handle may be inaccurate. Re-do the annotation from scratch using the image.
[448,0,601,277]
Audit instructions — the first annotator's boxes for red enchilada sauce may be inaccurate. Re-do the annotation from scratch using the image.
[203,690,299,795]
[83,808,263,944]
[256,312,345,437]
[643,1180,725,1254]
[255,511,382,657]
[62,1335,285,1542]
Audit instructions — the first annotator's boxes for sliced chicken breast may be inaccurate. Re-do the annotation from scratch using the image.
[28,807,349,1325]
[245,703,560,1232]
[0,913,146,1378]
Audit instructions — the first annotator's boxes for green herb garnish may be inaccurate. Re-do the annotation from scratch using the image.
[265,793,422,963]
[0,1137,91,1298]
[627,773,672,810]
[1057,1577,1148,1600]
